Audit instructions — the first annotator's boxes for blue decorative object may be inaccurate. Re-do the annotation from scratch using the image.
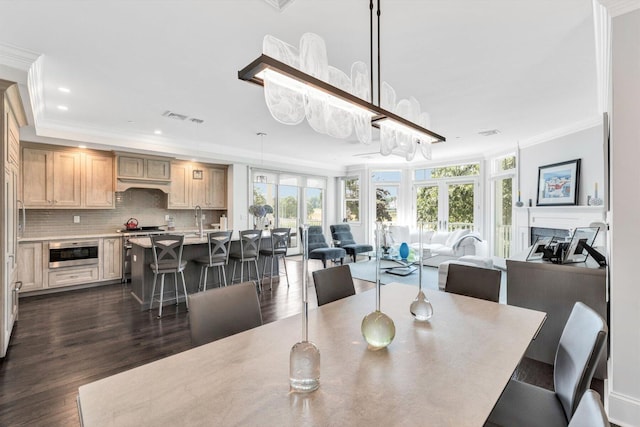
[399,242,410,260]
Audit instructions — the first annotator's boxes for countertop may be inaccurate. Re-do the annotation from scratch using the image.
[17,228,221,243]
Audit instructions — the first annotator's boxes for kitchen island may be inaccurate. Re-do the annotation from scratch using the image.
[129,231,280,310]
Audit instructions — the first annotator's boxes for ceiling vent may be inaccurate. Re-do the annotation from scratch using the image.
[478,129,500,137]
[189,118,204,124]
[162,110,188,121]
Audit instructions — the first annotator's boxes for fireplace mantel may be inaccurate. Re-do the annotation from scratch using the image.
[513,206,606,253]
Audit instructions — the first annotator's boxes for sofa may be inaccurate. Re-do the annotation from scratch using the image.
[386,225,486,267]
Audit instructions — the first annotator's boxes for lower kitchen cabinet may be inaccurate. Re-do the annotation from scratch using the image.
[49,266,99,288]
[17,242,45,292]
[101,237,122,280]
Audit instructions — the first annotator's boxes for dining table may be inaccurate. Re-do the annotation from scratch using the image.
[77,283,546,426]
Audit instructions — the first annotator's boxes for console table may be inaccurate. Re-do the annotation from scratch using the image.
[506,255,607,378]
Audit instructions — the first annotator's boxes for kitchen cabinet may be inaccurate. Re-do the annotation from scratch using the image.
[22,147,82,208]
[117,155,171,181]
[49,266,99,288]
[169,162,227,209]
[1,79,27,358]
[22,145,115,209]
[17,242,44,292]
[101,237,122,280]
[84,153,114,208]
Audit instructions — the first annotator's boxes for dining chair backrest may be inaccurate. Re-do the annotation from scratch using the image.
[207,230,233,265]
[150,234,184,269]
[269,228,290,255]
[554,301,608,420]
[567,390,610,427]
[238,229,262,259]
[187,281,263,347]
[312,264,356,306]
[444,263,501,303]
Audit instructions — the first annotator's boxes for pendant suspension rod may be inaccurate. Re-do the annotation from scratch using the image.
[377,0,381,107]
[369,0,374,104]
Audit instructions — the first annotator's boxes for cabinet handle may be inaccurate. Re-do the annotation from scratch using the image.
[15,281,22,291]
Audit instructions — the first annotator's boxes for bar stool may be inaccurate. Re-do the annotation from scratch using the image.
[259,227,290,290]
[149,234,188,317]
[193,230,233,291]
[230,229,262,290]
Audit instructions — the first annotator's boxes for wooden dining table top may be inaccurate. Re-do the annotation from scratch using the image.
[78,283,546,427]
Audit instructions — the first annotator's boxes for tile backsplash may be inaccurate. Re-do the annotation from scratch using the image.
[22,188,226,238]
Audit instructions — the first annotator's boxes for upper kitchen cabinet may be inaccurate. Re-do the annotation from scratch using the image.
[117,155,170,180]
[168,162,227,209]
[22,147,81,208]
[85,153,115,208]
[22,143,115,209]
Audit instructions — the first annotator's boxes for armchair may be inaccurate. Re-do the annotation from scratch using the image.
[301,226,346,268]
[330,224,373,263]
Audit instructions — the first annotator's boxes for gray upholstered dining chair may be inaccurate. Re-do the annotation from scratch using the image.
[193,230,233,291]
[567,390,610,427]
[187,281,263,347]
[259,227,290,290]
[444,263,501,302]
[330,223,373,263]
[486,302,608,427]
[312,264,356,306]
[149,234,189,317]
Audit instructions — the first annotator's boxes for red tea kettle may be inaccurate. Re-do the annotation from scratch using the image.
[125,218,139,230]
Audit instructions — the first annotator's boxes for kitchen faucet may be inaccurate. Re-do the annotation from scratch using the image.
[194,205,204,238]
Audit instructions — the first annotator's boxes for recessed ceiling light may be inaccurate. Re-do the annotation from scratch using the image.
[57,105,68,111]
[78,144,87,149]
[478,129,500,136]
[154,130,162,135]
[58,87,70,93]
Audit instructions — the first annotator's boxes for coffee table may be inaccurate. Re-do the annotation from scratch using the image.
[379,257,418,276]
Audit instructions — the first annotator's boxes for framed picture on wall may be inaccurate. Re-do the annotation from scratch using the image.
[536,159,581,206]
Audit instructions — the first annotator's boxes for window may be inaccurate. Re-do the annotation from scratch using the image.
[491,155,516,258]
[414,163,479,231]
[372,171,401,223]
[343,176,360,222]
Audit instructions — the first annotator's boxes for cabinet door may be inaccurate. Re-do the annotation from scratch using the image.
[118,156,145,178]
[7,108,19,167]
[17,242,44,292]
[191,166,207,207]
[146,159,171,180]
[22,148,53,207]
[3,165,19,356]
[85,154,114,208]
[209,168,227,209]
[52,151,81,207]
[168,163,191,209]
[102,238,122,280]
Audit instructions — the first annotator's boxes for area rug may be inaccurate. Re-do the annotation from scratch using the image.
[348,260,440,290]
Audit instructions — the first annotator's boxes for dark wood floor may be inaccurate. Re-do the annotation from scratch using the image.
[0,257,604,426]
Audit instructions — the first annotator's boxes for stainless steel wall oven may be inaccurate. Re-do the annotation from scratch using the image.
[49,240,99,269]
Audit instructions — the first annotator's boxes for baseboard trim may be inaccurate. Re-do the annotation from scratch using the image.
[608,390,640,427]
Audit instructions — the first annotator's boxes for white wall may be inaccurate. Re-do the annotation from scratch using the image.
[520,124,605,207]
[609,7,640,426]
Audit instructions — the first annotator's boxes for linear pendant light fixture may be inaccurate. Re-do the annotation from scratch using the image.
[238,0,445,160]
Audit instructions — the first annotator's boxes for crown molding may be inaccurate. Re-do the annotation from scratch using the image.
[598,0,640,17]
[27,55,45,129]
[519,116,604,148]
[0,42,40,71]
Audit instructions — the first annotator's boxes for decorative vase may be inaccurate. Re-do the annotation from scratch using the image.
[399,242,410,260]
[410,221,433,321]
[361,222,396,350]
[290,224,320,392]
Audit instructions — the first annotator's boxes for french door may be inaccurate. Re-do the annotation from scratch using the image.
[415,180,476,231]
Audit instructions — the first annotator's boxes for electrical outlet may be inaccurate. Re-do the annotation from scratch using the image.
[165,214,170,221]
[202,214,206,220]
[73,215,80,224]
